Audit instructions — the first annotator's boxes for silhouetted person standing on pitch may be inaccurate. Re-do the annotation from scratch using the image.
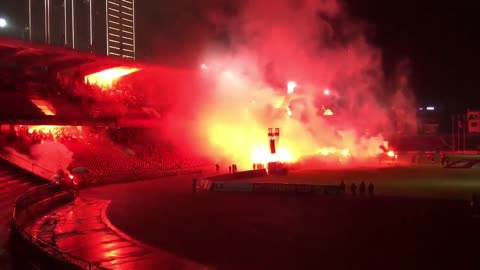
[339,181,346,194]
[471,193,479,216]
[216,164,220,173]
[368,182,375,196]
[350,183,357,196]
[359,181,366,196]
[229,166,232,173]
[192,177,197,193]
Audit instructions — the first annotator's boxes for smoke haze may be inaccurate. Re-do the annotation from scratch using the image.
[30,142,73,174]
[137,0,416,168]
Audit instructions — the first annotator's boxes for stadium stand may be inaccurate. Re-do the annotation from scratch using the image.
[0,93,44,119]
[1,125,210,185]
[1,36,212,186]
[64,139,156,179]
[390,135,449,151]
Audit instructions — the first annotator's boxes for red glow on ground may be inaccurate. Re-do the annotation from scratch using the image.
[85,66,141,89]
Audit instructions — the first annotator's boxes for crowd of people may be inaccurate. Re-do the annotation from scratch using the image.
[0,125,211,185]
[0,126,84,154]
[1,64,209,184]
[53,71,149,116]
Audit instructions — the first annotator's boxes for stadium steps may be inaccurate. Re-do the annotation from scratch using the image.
[0,159,45,261]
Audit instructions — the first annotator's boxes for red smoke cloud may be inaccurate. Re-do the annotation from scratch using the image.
[138,0,416,168]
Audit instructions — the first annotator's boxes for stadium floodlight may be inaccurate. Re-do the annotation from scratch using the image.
[0,18,7,28]
[426,106,435,111]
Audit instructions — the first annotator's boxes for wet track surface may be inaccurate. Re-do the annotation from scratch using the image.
[26,197,203,269]
[84,176,480,270]
[3,170,478,270]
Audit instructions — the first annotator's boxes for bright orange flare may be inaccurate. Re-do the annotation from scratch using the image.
[323,108,334,116]
[85,66,141,89]
[31,99,56,116]
[252,147,293,165]
[27,125,82,139]
[341,149,350,157]
[287,81,297,94]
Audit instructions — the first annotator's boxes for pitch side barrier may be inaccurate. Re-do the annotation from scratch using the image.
[206,169,268,181]
[198,180,341,195]
[200,170,341,195]
[437,153,480,168]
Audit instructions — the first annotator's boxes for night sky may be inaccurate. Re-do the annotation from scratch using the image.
[1,0,478,109]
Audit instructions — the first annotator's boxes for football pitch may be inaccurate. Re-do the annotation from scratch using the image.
[241,164,480,199]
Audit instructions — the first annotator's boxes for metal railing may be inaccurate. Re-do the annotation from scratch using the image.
[3,146,205,269]
[12,183,109,270]
[1,149,110,270]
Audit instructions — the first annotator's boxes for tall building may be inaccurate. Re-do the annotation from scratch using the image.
[27,0,135,59]
[105,0,135,59]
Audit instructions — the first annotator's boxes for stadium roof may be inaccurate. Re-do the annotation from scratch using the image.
[0,36,145,76]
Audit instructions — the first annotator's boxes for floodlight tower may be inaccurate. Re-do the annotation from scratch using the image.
[268,128,280,154]
[0,18,7,28]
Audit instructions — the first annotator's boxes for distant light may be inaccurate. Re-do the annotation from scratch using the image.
[324,89,330,95]
[85,66,141,89]
[201,64,208,69]
[287,81,297,94]
[426,106,435,111]
[323,108,334,116]
[286,107,292,117]
[0,18,7,28]
[223,70,233,78]
[418,107,424,111]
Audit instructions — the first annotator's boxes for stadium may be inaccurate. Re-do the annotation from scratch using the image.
[1,24,480,270]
